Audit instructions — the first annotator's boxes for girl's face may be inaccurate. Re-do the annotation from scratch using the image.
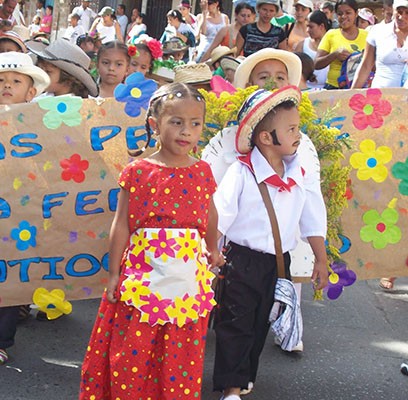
[167,16,178,27]
[37,60,69,95]
[46,7,52,15]
[357,17,370,29]
[248,59,289,89]
[178,6,189,17]
[257,4,277,23]
[97,49,129,85]
[337,4,357,30]
[128,49,151,76]
[395,7,408,31]
[307,21,325,39]
[150,98,205,159]
[294,5,310,22]
[236,8,255,26]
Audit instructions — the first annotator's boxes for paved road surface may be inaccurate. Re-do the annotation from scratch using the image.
[1,278,407,400]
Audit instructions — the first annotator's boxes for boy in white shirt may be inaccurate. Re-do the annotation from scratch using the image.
[212,85,328,400]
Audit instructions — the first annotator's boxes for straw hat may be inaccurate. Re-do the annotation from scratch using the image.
[173,63,212,84]
[233,48,302,89]
[0,52,50,95]
[236,85,301,154]
[162,37,189,54]
[25,38,98,97]
[0,31,27,52]
[207,45,235,65]
[220,56,241,72]
[11,25,31,42]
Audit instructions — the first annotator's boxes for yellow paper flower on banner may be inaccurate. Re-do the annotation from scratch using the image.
[349,139,392,182]
[32,288,72,320]
[166,295,199,328]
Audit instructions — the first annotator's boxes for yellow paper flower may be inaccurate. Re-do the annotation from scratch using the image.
[120,279,151,306]
[349,139,392,183]
[174,228,199,262]
[32,288,72,320]
[166,296,199,327]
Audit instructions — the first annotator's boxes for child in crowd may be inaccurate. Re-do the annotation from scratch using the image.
[295,51,319,91]
[126,12,147,43]
[26,38,98,98]
[28,15,41,38]
[0,52,50,364]
[127,37,163,77]
[79,82,224,399]
[63,13,86,45]
[212,85,328,399]
[96,40,129,98]
[0,31,27,53]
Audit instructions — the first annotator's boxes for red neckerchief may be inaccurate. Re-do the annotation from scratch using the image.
[238,152,304,193]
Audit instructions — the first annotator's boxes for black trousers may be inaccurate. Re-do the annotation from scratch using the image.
[0,306,19,349]
[213,242,291,392]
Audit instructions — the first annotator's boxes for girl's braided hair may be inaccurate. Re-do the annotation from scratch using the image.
[129,82,206,156]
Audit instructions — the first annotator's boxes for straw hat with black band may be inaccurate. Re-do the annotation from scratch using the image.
[236,85,301,154]
[0,31,27,53]
[233,48,302,89]
[206,45,235,66]
[26,38,98,97]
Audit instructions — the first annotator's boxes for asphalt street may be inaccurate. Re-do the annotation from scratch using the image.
[1,277,407,400]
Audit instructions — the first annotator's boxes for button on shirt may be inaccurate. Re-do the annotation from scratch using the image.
[214,146,327,254]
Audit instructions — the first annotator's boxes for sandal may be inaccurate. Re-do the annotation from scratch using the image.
[0,349,8,365]
[379,277,396,290]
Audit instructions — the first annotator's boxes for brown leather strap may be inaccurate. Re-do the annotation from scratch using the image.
[257,182,286,279]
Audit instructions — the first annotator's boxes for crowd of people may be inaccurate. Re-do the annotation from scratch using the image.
[1,0,408,398]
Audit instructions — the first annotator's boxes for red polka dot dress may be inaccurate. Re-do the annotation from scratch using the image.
[80,159,217,400]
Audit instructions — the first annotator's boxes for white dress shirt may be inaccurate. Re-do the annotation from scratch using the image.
[215,146,327,254]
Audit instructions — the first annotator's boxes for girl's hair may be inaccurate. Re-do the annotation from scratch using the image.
[97,40,130,63]
[294,52,317,83]
[234,2,256,15]
[167,9,183,22]
[134,42,154,73]
[46,5,53,12]
[130,83,206,156]
[308,9,330,31]
[335,0,358,13]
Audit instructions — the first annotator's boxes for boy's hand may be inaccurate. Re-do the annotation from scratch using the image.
[311,260,329,290]
[106,275,119,303]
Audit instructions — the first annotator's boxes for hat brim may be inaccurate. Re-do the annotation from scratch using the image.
[236,85,301,154]
[0,65,50,95]
[26,40,99,97]
[0,34,27,53]
[233,48,301,89]
[163,46,188,54]
[207,48,235,65]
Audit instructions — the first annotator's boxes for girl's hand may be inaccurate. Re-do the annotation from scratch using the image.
[207,249,225,272]
[311,260,329,290]
[106,274,119,303]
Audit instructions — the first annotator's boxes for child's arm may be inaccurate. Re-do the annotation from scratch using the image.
[204,198,225,269]
[307,236,328,290]
[106,188,129,303]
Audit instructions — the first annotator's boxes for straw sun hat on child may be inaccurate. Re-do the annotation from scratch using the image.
[236,85,301,154]
[173,63,213,84]
[0,52,51,95]
[233,48,302,89]
[26,38,98,97]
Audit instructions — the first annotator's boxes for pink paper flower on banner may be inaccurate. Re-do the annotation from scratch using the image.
[349,88,392,130]
[60,153,89,183]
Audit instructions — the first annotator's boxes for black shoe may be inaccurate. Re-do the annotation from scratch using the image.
[401,362,408,376]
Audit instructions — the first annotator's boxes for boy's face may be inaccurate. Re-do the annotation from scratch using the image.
[0,71,36,104]
[257,4,277,23]
[247,59,289,88]
[257,107,301,156]
[37,60,69,95]
[0,39,22,53]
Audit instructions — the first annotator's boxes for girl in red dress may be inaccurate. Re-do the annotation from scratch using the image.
[80,82,224,400]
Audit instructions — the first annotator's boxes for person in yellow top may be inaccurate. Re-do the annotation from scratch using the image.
[315,0,368,89]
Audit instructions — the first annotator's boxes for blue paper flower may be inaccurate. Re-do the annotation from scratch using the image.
[10,220,37,251]
[325,261,356,300]
[114,72,157,117]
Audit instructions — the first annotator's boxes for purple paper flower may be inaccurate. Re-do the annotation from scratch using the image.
[114,72,157,117]
[326,260,356,300]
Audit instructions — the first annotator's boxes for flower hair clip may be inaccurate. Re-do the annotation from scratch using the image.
[128,44,139,58]
[146,39,163,60]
